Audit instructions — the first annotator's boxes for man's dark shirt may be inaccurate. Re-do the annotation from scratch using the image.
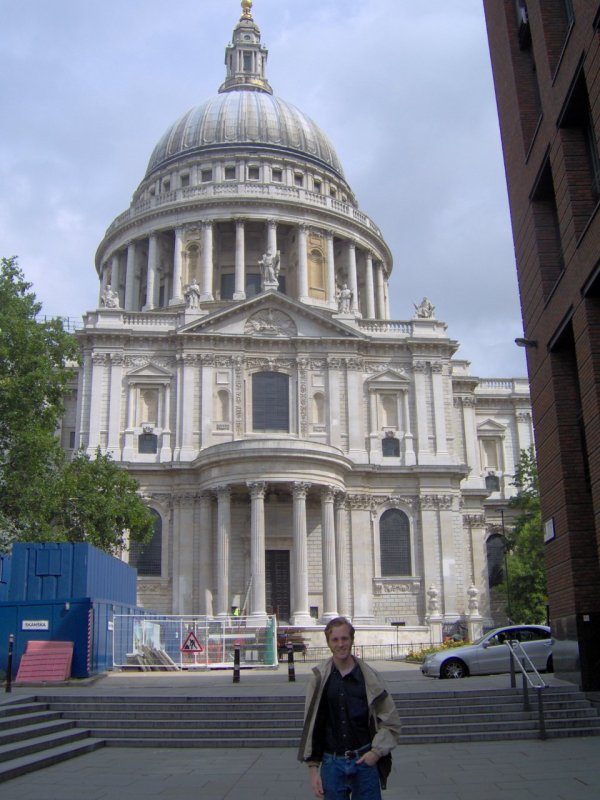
[312,661,371,757]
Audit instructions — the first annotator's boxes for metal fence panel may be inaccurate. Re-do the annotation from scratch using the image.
[113,614,278,669]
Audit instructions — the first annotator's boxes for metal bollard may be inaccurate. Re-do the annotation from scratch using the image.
[5,634,14,693]
[233,644,241,683]
[287,643,296,682]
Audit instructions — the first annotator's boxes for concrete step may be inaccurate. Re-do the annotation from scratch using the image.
[0,728,92,763]
[0,738,105,784]
[0,710,62,731]
[0,719,77,746]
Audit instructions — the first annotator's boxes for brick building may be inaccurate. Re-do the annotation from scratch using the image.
[483,1,600,689]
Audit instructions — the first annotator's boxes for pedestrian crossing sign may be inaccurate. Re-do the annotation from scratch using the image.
[180,631,204,652]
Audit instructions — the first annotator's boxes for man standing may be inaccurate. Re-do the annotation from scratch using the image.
[298,617,401,799]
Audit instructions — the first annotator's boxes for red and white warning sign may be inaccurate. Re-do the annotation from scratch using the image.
[180,631,204,653]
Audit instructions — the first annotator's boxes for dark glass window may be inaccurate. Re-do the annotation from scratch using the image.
[486,533,506,589]
[485,474,500,492]
[382,437,400,457]
[138,433,158,454]
[252,372,289,431]
[129,509,162,576]
[380,509,411,576]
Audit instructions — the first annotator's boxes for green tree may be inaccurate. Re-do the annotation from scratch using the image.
[49,449,155,554]
[0,257,154,554]
[503,446,548,624]
[0,256,78,542]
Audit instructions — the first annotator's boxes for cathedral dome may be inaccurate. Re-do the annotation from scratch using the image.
[146,91,345,180]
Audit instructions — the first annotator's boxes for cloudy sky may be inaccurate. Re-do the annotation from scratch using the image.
[1,0,527,378]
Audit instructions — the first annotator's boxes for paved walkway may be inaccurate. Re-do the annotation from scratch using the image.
[2,662,600,800]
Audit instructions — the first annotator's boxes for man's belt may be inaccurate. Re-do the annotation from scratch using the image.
[326,743,371,759]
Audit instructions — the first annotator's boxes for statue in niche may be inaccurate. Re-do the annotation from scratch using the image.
[184,279,201,309]
[337,283,353,313]
[414,297,435,319]
[258,249,280,286]
[101,284,120,308]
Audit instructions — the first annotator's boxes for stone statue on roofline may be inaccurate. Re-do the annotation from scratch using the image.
[259,249,281,289]
[100,284,120,308]
[414,297,435,319]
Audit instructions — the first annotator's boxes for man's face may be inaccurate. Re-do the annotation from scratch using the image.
[326,624,353,660]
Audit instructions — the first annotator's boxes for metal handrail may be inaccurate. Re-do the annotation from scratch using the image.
[504,639,548,739]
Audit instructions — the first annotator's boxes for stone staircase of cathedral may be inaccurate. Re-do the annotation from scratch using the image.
[1,686,599,782]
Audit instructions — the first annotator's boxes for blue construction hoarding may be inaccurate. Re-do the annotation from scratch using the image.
[0,543,145,679]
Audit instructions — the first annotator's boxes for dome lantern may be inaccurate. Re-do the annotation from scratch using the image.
[219,0,272,95]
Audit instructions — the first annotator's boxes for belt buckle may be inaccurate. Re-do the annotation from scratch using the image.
[344,750,357,759]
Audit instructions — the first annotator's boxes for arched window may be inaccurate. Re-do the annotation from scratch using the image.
[379,509,411,576]
[309,248,326,299]
[252,372,289,431]
[382,436,400,457]
[129,509,162,576]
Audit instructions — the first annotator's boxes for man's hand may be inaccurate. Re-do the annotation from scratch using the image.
[309,766,324,797]
[356,750,380,767]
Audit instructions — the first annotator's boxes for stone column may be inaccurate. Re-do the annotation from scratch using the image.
[516,410,533,451]
[111,254,120,303]
[198,492,213,616]
[124,241,136,311]
[347,241,359,313]
[87,353,106,453]
[201,222,214,301]
[143,234,158,311]
[413,361,431,464]
[176,354,197,460]
[106,353,123,456]
[234,219,246,300]
[297,224,309,301]
[321,486,338,621]
[364,252,375,319]
[248,481,267,620]
[431,362,449,458]
[375,262,386,319]
[438,495,458,618]
[291,482,312,625]
[215,485,231,617]
[159,380,172,461]
[402,390,416,465]
[348,495,375,623]
[173,493,195,614]
[170,227,185,305]
[335,493,351,617]
[267,219,277,255]
[326,231,336,306]
[461,396,480,481]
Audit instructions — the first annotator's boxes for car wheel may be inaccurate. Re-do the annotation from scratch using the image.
[441,658,468,679]
[546,655,554,673]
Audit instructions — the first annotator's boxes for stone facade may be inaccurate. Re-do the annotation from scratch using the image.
[63,2,533,641]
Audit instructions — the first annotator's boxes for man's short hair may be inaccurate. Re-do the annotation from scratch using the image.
[324,616,355,642]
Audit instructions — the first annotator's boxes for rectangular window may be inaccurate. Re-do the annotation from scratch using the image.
[248,166,260,180]
[221,273,235,300]
[558,68,600,233]
[530,158,564,297]
[272,168,283,182]
[243,52,252,72]
[294,173,304,187]
[224,166,236,180]
[180,173,190,188]
[252,372,289,432]
[313,178,322,193]
[201,169,213,183]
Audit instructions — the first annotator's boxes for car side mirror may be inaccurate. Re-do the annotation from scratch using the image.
[482,642,489,648]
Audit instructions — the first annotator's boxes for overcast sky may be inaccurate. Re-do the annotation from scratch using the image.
[1,0,527,378]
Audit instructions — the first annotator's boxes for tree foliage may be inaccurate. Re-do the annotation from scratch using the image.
[503,446,548,624]
[0,257,154,554]
[49,449,155,554]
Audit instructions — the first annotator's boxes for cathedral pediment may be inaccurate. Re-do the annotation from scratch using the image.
[126,362,173,379]
[179,292,364,340]
[365,369,410,389]
[477,419,506,433]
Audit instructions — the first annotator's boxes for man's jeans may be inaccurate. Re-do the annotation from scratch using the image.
[321,753,381,800]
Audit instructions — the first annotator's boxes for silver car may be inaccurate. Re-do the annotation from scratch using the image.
[420,624,553,679]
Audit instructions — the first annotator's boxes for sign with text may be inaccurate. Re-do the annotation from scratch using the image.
[22,620,50,631]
